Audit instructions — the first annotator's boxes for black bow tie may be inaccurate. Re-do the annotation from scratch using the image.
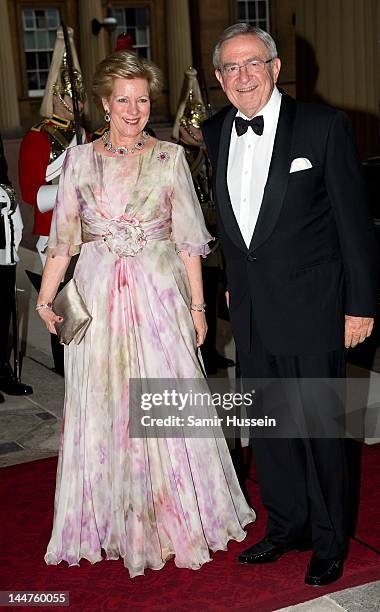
[235,115,264,137]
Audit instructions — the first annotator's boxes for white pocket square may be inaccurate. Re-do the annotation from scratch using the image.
[289,158,313,173]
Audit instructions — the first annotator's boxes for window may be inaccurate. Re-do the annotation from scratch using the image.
[237,0,269,31]
[22,8,59,97]
[112,6,150,58]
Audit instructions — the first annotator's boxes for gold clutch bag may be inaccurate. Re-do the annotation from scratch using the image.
[53,279,92,345]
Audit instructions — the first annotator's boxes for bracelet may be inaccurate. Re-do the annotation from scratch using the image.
[35,302,53,311]
[190,302,206,312]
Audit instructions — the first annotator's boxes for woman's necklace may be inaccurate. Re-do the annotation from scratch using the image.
[102,129,150,156]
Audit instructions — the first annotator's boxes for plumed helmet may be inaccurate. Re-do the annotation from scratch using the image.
[172,67,207,142]
[40,26,86,118]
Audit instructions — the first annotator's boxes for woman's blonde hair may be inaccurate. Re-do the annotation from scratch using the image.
[92,50,163,111]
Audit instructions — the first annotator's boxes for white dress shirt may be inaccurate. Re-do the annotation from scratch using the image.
[227,87,282,247]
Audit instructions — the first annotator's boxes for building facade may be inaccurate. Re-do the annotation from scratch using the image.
[0,0,296,132]
[0,0,378,157]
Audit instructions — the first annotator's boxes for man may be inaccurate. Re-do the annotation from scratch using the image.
[173,66,234,375]
[202,24,378,586]
[19,26,87,376]
[0,134,33,400]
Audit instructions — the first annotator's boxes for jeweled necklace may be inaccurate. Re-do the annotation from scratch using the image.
[102,129,150,156]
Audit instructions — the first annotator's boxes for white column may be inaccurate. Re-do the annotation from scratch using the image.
[166,0,193,116]
[0,0,20,131]
[78,0,107,128]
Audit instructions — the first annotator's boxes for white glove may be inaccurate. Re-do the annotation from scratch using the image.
[37,184,59,213]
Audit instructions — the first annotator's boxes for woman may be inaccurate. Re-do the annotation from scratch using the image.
[37,51,255,577]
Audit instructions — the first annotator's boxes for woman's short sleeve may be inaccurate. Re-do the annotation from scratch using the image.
[171,146,212,257]
[46,149,82,257]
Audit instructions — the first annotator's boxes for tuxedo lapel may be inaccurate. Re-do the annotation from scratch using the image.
[215,106,248,252]
[249,94,297,252]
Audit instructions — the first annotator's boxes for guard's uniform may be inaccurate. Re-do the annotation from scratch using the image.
[18,25,87,376]
[0,135,32,397]
[18,117,87,376]
[19,114,83,238]
[91,124,108,142]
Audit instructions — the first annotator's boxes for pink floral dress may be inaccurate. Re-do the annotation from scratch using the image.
[44,140,255,577]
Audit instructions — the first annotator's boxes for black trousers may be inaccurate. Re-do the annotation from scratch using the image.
[200,266,220,364]
[0,264,16,363]
[238,326,348,559]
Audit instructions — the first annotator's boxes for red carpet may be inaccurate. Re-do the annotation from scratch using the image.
[0,445,379,611]
[353,443,380,551]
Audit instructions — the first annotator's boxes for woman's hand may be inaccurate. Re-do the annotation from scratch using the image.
[36,254,71,335]
[37,308,63,335]
[191,310,207,347]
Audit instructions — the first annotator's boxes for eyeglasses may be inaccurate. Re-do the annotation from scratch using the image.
[221,58,274,77]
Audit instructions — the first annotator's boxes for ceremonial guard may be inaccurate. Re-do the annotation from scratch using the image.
[173,67,234,375]
[19,26,87,375]
[0,135,32,401]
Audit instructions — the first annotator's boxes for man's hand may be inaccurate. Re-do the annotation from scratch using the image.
[345,315,374,348]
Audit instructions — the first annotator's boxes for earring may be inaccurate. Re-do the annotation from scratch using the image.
[104,111,110,122]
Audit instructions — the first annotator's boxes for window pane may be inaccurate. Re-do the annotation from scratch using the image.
[49,30,57,48]
[35,10,47,30]
[27,71,38,90]
[136,7,148,26]
[248,3,256,20]
[38,52,50,69]
[236,1,269,27]
[36,30,48,49]
[39,71,49,89]
[139,47,148,58]
[238,3,246,20]
[136,27,147,46]
[24,31,35,50]
[258,2,267,19]
[23,8,57,93]
[23,9,35,29]
[26,52,36,70]
[125,8,136,26]
[46,9,59,29]
[113,8,125,26]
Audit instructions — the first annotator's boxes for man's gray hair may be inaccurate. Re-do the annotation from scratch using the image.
[213,23,278,70]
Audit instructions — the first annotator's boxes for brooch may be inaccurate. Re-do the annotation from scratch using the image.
[157,152,170,162]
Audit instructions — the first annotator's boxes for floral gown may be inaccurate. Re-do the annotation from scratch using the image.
[44,140,256,577]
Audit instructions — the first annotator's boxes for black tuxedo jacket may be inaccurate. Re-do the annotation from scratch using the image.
[202,93,378,355]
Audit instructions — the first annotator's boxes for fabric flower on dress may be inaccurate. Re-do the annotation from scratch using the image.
[103,214,147,257]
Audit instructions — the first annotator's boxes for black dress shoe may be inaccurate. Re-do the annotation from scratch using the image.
[0,392,4,404]
[238,538,292,564]
[305,554,344,586]
[0,364,33,396]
